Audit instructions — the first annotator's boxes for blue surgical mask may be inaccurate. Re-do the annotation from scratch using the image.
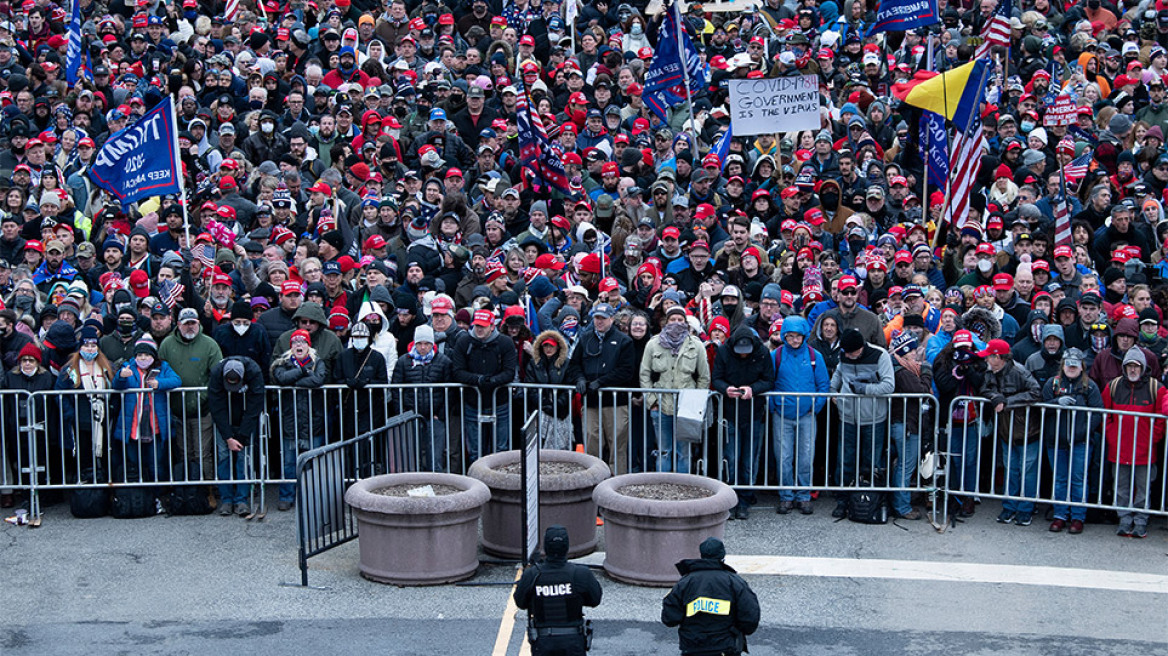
[80,350,98,362]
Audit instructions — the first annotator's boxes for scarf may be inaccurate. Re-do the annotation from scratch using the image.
[659,322,689,355]
[131,366,159,443]
[79,360,107,455]
[409,345,435,366]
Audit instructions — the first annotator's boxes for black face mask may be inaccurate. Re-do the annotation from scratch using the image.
[219,262,234,274]
[394,105,409,117]
[118,321,136,335]
[821,192,839,208]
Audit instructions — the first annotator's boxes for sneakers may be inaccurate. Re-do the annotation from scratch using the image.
[799,501,814,515]
[1117,524,1134,537]
[277,500,293,512]
[996,510,1016,524]
[235,503,250,516]
[897,508,923,521]
[736,505,750,520]
[776,501,793,515]
[1132,524,1148,539]
[1014,513,1032,526]
[1049,519,1066,532]
[218,502,234,516]
[831,502,848,519]
[1068,520,1084,535]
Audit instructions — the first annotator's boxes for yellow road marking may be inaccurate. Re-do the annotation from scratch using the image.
[492,567,524,656]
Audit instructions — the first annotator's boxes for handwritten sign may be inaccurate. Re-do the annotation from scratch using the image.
[728,76,820,136]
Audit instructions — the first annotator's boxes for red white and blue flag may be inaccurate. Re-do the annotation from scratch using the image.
[516,83,571,196]
[1063,152,1092,186]
[974,0,1012,58]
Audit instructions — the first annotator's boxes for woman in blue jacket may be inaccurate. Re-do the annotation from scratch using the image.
[769,316,831,515]
[112,336,182,484]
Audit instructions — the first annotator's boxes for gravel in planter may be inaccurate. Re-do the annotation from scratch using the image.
[371,484,463,497]
[495,461,587,476]
[617,483,714,501]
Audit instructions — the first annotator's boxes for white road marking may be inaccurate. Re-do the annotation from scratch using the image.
[571,553,1168,595]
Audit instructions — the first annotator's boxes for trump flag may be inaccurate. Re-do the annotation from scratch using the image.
[88,97,182,207]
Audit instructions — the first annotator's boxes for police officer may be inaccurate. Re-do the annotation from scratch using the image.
[662,537,760,656]
[514,525,603,656]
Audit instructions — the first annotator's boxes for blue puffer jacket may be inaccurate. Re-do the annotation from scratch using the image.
[112,361,182,443]
[769,316,831,418]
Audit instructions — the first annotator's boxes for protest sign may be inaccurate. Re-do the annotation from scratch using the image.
[728,76,820,135]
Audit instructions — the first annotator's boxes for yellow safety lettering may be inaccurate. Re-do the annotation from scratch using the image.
[686,597,730,617]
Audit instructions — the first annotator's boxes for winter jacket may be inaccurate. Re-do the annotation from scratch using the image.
[158,331,223,415]
[257,305,297,351]
[932,344,988,424]
[640,333,710,415]
[815,304,886,347]
[979,359,1041,444]
[661,557,761,656]
[212,322,272,382]
[831,342,896,425]
[450,328,518,406]
[524,330,572,416]
[890,355,934,435]
[111,360,182,444]
[1089,319,1164,388]
[770,316,830,418]
[713,327,775,423]
[207,356,266,446]
[1041,373,1103,447]
[1101,349,1168,465]
[332,345,389,434]
[55,363,112,451]
[392,349,454,416]
[1010,310,1050,364]
[270,348,327,440]
[568,325,636,406]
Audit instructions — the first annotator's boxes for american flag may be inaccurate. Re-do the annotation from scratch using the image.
[159,278,186,309]
[943,116,985,230]
[224,0,240,22]
[1063,152,1092,186]
[516,83,571,196]
[974,0,1012,59]
[1053,172,1072,247]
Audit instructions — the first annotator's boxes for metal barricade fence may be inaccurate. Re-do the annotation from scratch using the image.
[944,395,1168,528]
[23,386,269,518]
[0,390,34,505]
[295,411,420,586]
[267,383,476,482]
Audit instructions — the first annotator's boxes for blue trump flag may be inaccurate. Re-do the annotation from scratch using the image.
[711,122,732,165]
[65,0,83,85]
[867,0,939,36]
[919,110,948,185]
[88,97,182,208]
[643,3,706,122]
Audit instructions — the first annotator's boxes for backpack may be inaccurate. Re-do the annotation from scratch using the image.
[847,475,889,525]
[111,486,155,519]
[168,484,214,516]
[70,466,110,519]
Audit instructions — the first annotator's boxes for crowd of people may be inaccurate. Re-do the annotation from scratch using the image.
[0,0,1165,533]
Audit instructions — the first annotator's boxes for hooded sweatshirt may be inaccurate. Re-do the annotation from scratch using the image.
[770,316,830,418]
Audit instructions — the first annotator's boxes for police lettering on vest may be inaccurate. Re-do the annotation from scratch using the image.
[536,583,573,597]
[687,597,731,617]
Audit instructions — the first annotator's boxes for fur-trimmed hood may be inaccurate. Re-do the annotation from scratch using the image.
[531,329,568,367]
[962,306,1001,343]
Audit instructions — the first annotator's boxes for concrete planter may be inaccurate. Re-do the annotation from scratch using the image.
[468,449,611,559]
[593,473,738,587]
[344,472,490,586]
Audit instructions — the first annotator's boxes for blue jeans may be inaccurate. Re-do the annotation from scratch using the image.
[653,410,689,473]
[774,413,816,502]
[216,431,250,505]
[280,435,324,503]
[726,413,765,489]
[1000,439,1041,514]
[889,422,920,515]
[835,422,886,503]
[1047,443,1088,521]
[123,440,164,488]
[463,397,510,464]
[947,422,981,498]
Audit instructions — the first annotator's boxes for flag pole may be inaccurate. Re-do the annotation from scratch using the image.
[167,95,192,250]
[921,32,932,219]
[672,0,700,147]
[935,59,993,250]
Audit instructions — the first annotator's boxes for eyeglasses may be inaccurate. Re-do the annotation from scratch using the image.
[840,289,858,296]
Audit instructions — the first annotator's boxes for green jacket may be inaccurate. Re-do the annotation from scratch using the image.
[158,332,224,415]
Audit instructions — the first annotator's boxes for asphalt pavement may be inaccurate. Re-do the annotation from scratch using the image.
[3,492,1167,655]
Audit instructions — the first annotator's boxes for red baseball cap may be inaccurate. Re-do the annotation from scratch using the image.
[472,309,495,326]
[804,208,825,225]
[992,273,1014,291]
[975,243,996,257]
[662,226,681,240]
[281,281,303,296]
[364,235,387,251]
[979,338,1011,357]
[894,250,912,265]
[1053,245,1073,259]
[430,296,454,315]
[535,253,566,270]
[837,275,859,291]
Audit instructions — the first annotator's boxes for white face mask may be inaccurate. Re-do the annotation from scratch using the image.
[978,258,993,273]
[20,362,36,376]
[261,122,274,134]
[136,355,154,369]
[233,323,249,336]
[351,338,369,350]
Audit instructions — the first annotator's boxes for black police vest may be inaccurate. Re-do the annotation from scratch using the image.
[531,564,584,627]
